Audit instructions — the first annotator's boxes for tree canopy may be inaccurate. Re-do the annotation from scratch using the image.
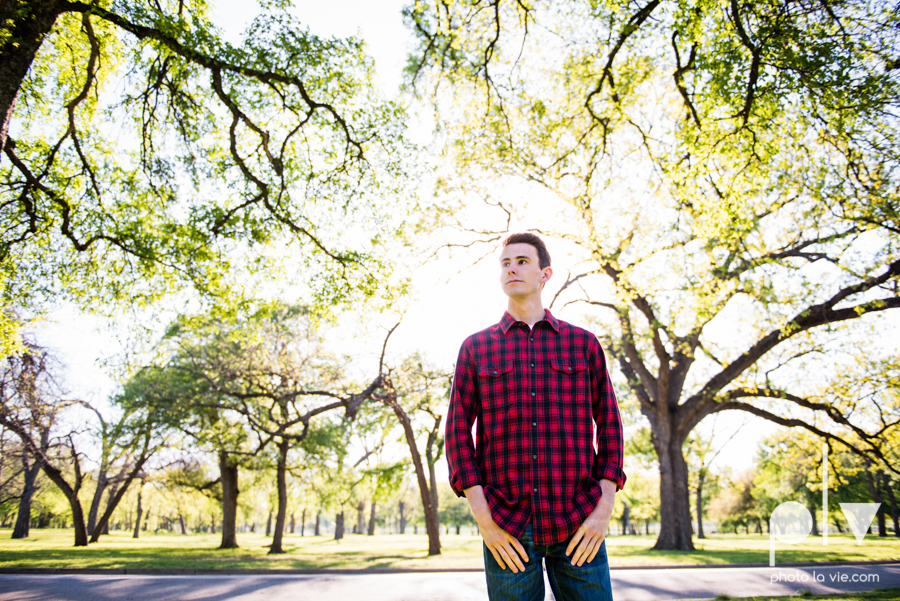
[0,0,416,354]
[406,0,900,549]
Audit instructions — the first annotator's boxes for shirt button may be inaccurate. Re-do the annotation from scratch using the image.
[530,362,534,367]
[493,370,497,374]
[567,366,572,371]
[532,454,537,460]
[530,336,534,341]
[532,422,537,427]
[530,391,535,397]
[533,488,538,493]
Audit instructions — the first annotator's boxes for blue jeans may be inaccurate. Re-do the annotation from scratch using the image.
[483,524,614,601]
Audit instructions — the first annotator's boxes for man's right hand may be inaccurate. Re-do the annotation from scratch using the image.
[464,485,529,573]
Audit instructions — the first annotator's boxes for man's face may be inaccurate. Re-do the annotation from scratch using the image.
[499,243,551,299]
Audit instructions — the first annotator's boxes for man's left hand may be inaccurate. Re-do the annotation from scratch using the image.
[565,479,616,566]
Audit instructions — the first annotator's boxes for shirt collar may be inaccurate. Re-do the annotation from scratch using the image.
[500,309,560,334]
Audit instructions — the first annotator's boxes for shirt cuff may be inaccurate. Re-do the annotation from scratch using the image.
[449,470,482,498]
[594,464,627,491]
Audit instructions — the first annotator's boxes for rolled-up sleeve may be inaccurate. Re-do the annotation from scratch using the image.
[446,340,482,497]
[590,339,627,491]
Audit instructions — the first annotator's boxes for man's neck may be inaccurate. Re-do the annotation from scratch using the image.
[507,298,546,328]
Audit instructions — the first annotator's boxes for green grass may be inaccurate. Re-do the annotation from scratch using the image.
[607,532,900,567]
[0,529,897,571]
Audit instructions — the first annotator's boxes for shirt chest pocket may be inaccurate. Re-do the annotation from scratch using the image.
[550,359,589,404]
[477,363,514,410]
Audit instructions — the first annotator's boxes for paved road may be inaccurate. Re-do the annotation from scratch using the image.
[1,564,897,600]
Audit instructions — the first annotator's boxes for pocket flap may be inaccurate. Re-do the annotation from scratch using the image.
[550,359,587,374]
[477,363,513,378]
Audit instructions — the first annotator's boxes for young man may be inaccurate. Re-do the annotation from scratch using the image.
[446,232,626,601]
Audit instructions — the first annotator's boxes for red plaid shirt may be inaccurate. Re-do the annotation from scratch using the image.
[446,309,626,545]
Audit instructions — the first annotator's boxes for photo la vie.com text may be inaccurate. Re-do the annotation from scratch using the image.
[769,569,881,585]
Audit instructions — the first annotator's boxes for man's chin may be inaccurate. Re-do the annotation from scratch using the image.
[503,286,534,300]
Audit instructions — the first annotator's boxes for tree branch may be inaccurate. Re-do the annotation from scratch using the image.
[681,258,900,419]
[709,399,899,476]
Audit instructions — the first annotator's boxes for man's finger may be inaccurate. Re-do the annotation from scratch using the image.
[586,538,603,564]
[500,539,526,572]
[565,527,585,556]
[488,545,507,571]
[571,535,596,566]
[495,543,520,573]
[511,537,530,564]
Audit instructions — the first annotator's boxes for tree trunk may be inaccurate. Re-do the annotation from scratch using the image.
[314,510,321,536]
[89,437,155,544]
[265,511,272,536]
[807,489,819,537]
[179,514,188,535]
[12,457,40,539]
[399,501,406,534]
[269,438,289,554]
[425,413,442,519]
[100,480,119,536]
[696,471,706,539]
[653,429,695,550]
[133,486,143,539]
[382,395,441,554]
[301,507,306,536]
[865,460,886,537]
[0,0,63,154]
[368,501,376,535]
[218,450,239,549]
[357,501,365,534]
[334,511,344,540]
[875,469,887,536]
[64,489,88,546]
[882,472,899,538]
[86,470,108,537]
[620,502,631,535]
[290,512,295,534]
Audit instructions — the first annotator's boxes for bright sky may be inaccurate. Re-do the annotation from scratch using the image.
[30,0,779,477]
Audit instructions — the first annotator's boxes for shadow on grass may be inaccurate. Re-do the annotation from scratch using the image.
[0,545,429,570]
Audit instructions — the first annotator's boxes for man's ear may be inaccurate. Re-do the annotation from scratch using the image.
[541,266,553,283]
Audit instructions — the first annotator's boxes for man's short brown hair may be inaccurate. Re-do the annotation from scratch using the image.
[503,232,551,269]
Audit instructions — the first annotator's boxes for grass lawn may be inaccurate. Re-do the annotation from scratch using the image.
[0,529,898,571]
[608,532,900,567]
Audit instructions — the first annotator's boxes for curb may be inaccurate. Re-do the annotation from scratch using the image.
[0,560,897,576]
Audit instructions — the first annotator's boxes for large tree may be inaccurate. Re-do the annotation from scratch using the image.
[131,303,386,552]
[0,340,158,546]
[0,0,413,353]
[122,361,253,548]
[373,354,448,555]
[407,0,900,549]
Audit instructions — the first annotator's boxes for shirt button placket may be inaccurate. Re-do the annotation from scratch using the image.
[529,328,538,510]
